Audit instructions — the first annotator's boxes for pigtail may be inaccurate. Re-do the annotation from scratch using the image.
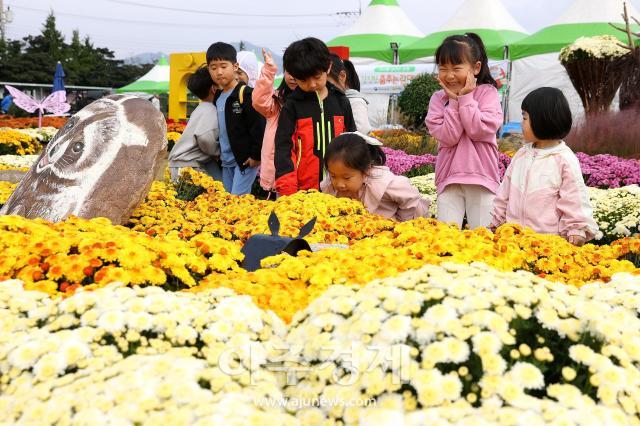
[369,145,386,166]
[329,54,346,87]
[464,32,497,88]
[343,60,361,92]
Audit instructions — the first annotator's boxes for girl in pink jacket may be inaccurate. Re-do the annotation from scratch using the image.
[490,87,599,246]
[252,49,297,193]
[321,132,430,222]
[426,33,503,229]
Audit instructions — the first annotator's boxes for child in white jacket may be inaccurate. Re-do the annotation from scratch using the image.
[328,53,372,134]
[490,87,599,245]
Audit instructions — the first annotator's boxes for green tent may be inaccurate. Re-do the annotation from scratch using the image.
[327,0,423,63]
[401,0,528,62]
[511,23,639,60]
[116,56,169,94]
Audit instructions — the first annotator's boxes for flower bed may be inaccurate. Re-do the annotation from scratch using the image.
[167,131,182,151]
[411,174,640,244]
[0,116,68,129]
[371,129,438,155]
[0,169,638,324]
[0,154,39,171]
[383,147,512,179]
[577,152,640,188]
[0,181,16,204]
[285,264,640,424]
[0,282,296,424]
[382,147,436,176]
[166,119,187,134]
[284,263,640,424]
[0,129,43,155]
[589,185,640,243]
[2,262,640,424]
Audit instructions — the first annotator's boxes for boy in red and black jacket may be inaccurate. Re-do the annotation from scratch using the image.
[274,37,356,196]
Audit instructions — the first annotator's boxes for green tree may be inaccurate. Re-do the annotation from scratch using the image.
[0,13,153,88]
[398,73,441,129]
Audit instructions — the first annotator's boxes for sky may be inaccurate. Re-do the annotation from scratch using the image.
[4,0,640,59]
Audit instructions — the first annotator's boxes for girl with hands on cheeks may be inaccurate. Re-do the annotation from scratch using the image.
[426,32,503,230]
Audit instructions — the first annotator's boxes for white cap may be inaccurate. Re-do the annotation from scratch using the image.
[237,51,260,87]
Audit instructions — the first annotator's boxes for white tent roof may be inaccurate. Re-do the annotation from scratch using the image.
[553,0,639,24]
[338,0,423,37]
[115,56,169,93]
[137,61,169,83]
[439,0,527,33]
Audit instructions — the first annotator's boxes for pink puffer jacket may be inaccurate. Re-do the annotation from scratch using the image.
[252,61,280,191]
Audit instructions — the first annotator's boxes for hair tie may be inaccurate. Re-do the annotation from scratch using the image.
[341,131,383,146]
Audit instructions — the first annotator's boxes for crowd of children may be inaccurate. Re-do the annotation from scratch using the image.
[168,33,598,245]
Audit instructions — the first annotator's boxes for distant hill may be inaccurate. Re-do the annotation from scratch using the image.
[122,52,165,65]
[121,42,283,70]
[231,41,284,71]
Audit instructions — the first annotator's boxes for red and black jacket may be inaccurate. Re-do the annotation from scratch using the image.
[274,83,356,195]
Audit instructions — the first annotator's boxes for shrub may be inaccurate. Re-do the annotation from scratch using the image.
[565,109,640,158]
[398,73,440,129]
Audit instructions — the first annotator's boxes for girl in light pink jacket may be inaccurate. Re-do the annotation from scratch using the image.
[426,33,503,229]
[321,132,430,222]
[252,49,297,193]
[490,87,599,246]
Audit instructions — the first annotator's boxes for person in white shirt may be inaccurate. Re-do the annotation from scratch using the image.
[168,66,221,181]
[327,53,372,135]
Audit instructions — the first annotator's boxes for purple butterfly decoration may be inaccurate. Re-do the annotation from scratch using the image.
[5,85,70,128]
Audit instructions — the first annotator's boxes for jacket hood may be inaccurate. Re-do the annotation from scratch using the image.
[345,89,368,103]
[523,141,569,158]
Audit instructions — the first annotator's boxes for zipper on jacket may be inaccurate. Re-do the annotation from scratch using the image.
[317,92,326,152]
[324,120,332,179]
[522,151,536,225]
[296,137,302,168]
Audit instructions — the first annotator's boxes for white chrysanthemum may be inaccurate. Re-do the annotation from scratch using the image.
[0,154,40,169]
[173,324,198,345]
[443,337,470,363]
[422,341,448,365]
[330,296,358,316]
[8,340,44,370]
[296,407,326,425]
[376,315,412,344]
[33,353,67,380]
[206,320,233,342]
[423,304,457,330]
[359,408,404,426]
[126,311,155,332]
[497,378,525,403]
[60,339,91,366]
[599,366,626,391]
[472,332,502,355]
[560,35,630,62]
[414,321,436,345]
[310,312,345,330]
[97,310,126,334]
[482,354,507,376]
[508,362,545,390]
[441,373,463,401]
